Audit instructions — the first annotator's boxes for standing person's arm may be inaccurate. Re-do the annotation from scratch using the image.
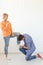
[7,22,14,36]
[9,22,12,33]
[9,23,13,35]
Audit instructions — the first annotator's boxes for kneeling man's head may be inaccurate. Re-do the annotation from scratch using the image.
[17,35,24,41]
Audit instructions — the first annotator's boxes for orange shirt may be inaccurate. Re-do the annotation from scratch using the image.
[1,21,12,37]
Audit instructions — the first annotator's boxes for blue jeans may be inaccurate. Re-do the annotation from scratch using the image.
[4,32,20,55]
[4,36,10,55]
[19,48,36,61]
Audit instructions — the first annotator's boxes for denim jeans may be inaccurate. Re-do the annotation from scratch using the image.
[19,48,36,61]
[4,32,20,55]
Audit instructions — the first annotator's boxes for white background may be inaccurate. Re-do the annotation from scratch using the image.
[0,0,43,52]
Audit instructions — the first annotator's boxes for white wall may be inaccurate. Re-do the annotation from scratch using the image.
[0,0,43,52]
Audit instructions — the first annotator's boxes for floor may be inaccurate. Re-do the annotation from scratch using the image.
[0,52,43,65]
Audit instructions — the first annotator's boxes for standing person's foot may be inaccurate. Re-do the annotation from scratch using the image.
[6,54,7,58]
[37,53,43,59]
[5,54,8,59]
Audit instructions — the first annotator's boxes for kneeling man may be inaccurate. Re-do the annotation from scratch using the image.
[17,34,42,61]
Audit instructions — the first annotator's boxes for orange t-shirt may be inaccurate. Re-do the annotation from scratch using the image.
[1,21,12,37]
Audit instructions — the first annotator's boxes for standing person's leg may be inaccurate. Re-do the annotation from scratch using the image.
[10,32,20,44]
[4,36,10,57]
[19,48,27,55]
[10,32,20,37]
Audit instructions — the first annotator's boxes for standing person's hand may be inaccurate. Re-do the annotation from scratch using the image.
[11,33,15,36]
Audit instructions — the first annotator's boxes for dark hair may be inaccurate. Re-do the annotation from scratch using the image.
[3,13,8,16]
[17,35,24,41]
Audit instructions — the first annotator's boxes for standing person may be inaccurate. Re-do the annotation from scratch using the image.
[1,13,20,58]
[17,34,42,61]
